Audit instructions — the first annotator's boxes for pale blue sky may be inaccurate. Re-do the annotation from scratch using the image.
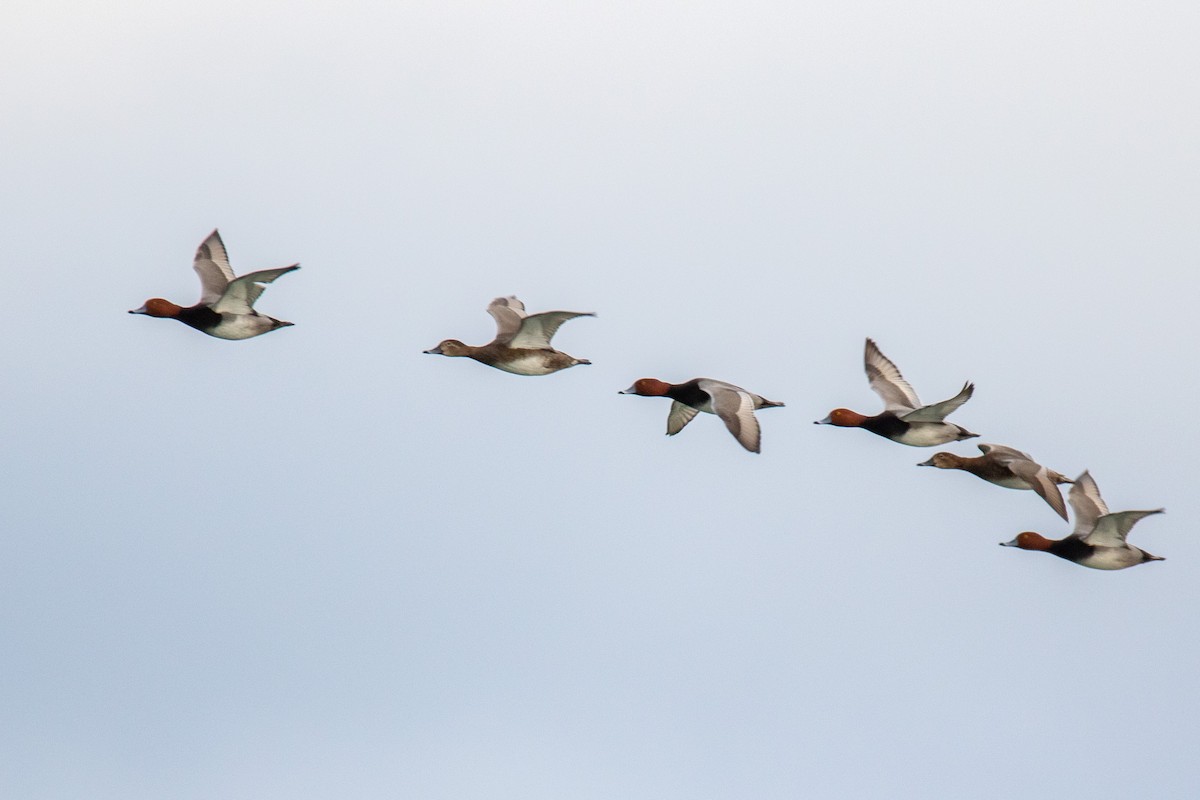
[3,1,1199,798]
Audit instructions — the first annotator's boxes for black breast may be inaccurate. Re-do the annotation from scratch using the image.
[175,304,223,332]
[861,412,910,440]
[1048,537,1094,563]
[665,379,710,408]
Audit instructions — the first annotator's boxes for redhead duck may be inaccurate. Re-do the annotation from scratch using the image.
[620,378,784,453]
[424,296,594,376]
[919,444,1074,520]
[1001,471,1164,570]
[129,229,298,340]
[816,338,977,446]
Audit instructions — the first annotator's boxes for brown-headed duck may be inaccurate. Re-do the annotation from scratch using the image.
[620,378,784,454]
[919,443,1074,520]
[816,338,977,446]
[424,296,594,376]
[129,229,298,340]
[1001,471,1164,570]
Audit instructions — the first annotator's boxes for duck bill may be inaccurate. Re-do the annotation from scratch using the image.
[128,305,148,315]
[916,457,936,466]
[618,384,637,395]
[814,415,832,425]
[423,345,444,355]
[999,537,1020,547]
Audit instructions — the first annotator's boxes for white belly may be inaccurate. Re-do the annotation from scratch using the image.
[492,353,558,376]
[1080,547,1143,571]
[896,423,963,447]
[207,314,275,340]
[988,475,1031,491]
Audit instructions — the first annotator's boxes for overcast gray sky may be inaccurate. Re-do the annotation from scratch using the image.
[3,1,1199,797]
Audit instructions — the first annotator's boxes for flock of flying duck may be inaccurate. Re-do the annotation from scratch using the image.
[130,230,1167,571]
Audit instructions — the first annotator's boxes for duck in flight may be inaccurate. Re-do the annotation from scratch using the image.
[129,229,298,340]
[919,444,1074,520]
[816,338,977,446]
[424,296,594,376]
[620,378,784,454]
[1001,471,1164,570]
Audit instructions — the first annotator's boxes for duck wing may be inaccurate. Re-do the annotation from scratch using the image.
[1083,509,1164,548]
[1004,456,1070,521]
[508,310,595,350]
[666,401,700,435]
[487,296,527,342]
[193,229,236,304]
[901,382,974,422]
[212,265,299,314]
[977,443,1033,460]
[709,384,762,453]
[1067,471,1109,537]
[864,338,921,413]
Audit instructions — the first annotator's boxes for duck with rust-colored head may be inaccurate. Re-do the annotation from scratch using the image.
[1001,471,1164,570]
[129,229,298,340]
[919,444,1074,520]
[816,338,977,446]
[620,378,784,454]
[424,296,594,376]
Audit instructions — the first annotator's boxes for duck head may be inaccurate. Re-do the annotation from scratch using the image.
[129,298,183,318]
[619,378,671,396]
[815,408,868,427]
[1000,532,1054,551]
[424,339,469,357]
[917,452,963,468]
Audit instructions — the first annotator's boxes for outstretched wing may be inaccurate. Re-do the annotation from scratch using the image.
[193,229,235,304]
[1067,471,1109,537]
[864,338,920,413]
[1005,457,1070,521]
[902,382,974,422]
[1083,509,1164,548]
[710,386,762,453]
[666,401,700,436]
[509,310,594,350]
[212,265,299,314]
[487,296,527,342]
